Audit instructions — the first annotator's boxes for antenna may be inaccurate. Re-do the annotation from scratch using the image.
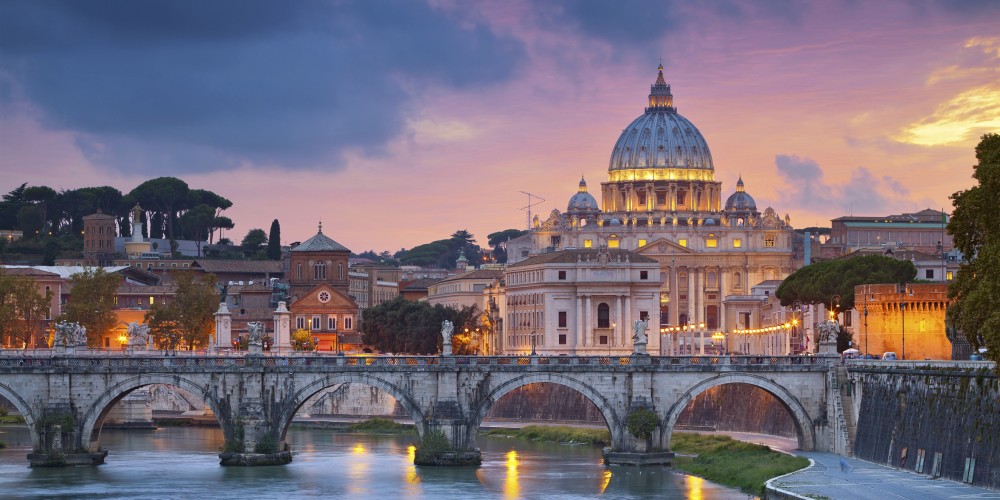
[518,191,546,230]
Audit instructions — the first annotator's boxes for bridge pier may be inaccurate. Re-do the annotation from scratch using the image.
[27,403,107,467]
[218,399,292,466]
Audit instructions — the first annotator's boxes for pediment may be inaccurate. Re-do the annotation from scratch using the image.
[289,283,358,309]
[637,238,697,256]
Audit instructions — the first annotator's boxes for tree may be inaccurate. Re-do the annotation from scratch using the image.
[487,228,527,264]
[178,204,215,256]
[267,219,282,260]
[59,268,121,346]
[145,304,181,352]
[361,297,479,354]
[0,183,28,230]
[0,271,52,348]
[775,255,916,312]
[128,177,190,243]
[169,271,217,350]
[291,328,315,351]
[947,133,1000,364]
[241,228,268,256]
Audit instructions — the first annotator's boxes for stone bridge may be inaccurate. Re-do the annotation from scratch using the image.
[0,352,843,466]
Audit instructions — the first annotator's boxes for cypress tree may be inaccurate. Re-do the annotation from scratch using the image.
[267,219,282,260]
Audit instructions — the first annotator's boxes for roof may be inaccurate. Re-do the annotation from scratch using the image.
[509,249,657,267]
[753,280,784,288]
[0,267,60,278]
[192,260,284,274]
[434,269,503,284]
[1,265,130,279]
[832,209,948,224]
[400,277,443,292]
[291,225,351,253]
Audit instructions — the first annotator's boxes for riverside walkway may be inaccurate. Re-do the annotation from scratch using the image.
[768,451,1000,499]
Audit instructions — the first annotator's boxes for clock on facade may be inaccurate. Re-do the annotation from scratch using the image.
[318,291,331,303]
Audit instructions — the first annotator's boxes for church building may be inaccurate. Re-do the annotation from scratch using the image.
[506,65,798,343]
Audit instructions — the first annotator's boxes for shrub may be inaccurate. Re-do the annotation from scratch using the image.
[413,429,452,465]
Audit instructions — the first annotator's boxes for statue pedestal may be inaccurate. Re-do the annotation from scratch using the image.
[633,342,647,355]
[248,344,263,355]
[442,344,452,356]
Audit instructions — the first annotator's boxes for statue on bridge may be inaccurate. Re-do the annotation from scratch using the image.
[632,319,648,354]
[126,322,150,348]
[441,320,453,356]
[246,322,265,346]
[53,321,87,347]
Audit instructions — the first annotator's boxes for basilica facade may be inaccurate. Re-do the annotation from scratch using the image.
[506,65,797,340]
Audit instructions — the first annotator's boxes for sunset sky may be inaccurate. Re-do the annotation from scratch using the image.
[2,1,999,253]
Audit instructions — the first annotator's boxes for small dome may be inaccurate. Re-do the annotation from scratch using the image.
[567,177,599,214]
[609,218,622,226]
[725,176,757,212]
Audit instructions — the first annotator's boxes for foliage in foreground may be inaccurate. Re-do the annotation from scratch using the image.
[413,429,453,465]
[670,433,808,495]
[346,417,414,434]
[482,425,610,446]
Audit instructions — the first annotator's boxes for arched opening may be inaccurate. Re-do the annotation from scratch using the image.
[597,303,610,328]
[277,374,424,445]
[82,376,228,454]
[471,375,622,451]
[662,375,815,452]
[0,388,38,453]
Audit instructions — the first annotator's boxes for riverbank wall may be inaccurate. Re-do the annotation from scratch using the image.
[848,361,999,489]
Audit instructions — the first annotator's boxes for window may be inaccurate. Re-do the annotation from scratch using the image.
[314,261,327,280]
[338,264,344,279]
[733,238,742,248]
[328,316,337,330]
[640,271,649,280]
[946,271,954,280]
[638,239,647,247]
[597,303,610,328]
[345,317,353,330]
[599,335,608,345]
[558,334,567,345]
[296,317,305,330]
[558,311,567,328]
[636,191,646,206]
[706,235,717,248]
[149,296,155,305]
[608,239,620,248]
[656,192,666,206]
[677,190,686,205]
[734,272,742,288]
[296,264,303,280]
[925,269,934,279]
[551,235,561,246]
[584,239,593,248]
[639,311,649,321]
[558,271,566,280]
[311,316,321,330]
[678,239,687,247]
[764,234,775,247]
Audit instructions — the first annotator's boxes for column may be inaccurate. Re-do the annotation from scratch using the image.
[719,267,728,332]
[695,267,703,324]
[785,327,791,355]
[624,295,632,346]
[669,266,679,326]
[575,296,583,351]
[687,269,695,323]
[699,329,705,355]
[584,297,592,347]
[615,296,623,349]
[214,302,232,350]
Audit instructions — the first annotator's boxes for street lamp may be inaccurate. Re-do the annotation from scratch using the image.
[530,329,536,356]
[830,295,841,321]
[900,283,908,360]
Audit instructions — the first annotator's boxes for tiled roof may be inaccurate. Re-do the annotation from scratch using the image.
[400,277,442,291]
[435,269,503,283]
[192,260,284,274]
[291,230,350,253]
[509,249,657,267]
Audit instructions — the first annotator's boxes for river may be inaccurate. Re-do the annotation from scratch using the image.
[0,425,748,499]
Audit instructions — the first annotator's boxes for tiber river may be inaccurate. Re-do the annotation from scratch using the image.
[0,425,749,499]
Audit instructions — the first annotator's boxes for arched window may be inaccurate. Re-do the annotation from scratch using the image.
[313,261,326,280]
[338,263,344,279]
[734,272,742,289]
[597,303,610,328]
[296,264,302,280]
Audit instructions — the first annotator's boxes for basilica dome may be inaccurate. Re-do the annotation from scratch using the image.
[567,177,599,215]
[608,65,714,173]
[724,176,757,212]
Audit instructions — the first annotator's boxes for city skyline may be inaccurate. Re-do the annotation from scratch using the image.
[2,1,999,252]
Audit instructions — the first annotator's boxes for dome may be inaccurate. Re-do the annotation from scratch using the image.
[567,177,599,214]
[725,176,757,212]
[608,65,714,172]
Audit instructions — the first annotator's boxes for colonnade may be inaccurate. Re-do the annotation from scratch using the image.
[602,181,722,214]
[731,326,793,356]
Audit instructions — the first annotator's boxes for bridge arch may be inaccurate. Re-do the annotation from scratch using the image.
[277,373,426,442]
[471,373,624,449]
[662,373,816,451]
[0,382,39,448]
[81,374,229,452]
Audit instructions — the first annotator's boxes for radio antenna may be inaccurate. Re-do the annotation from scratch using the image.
[518,191,545,230]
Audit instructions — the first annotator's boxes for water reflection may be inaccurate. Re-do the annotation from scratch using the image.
[0,425,746,499]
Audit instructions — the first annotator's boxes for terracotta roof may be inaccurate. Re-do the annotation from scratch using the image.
[0,267,60,278]
[400,277,444,291]
[435,269,503,283]
[509,249,657,267]
[192,260,284,274]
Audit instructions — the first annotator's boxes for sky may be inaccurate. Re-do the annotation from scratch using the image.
[2,0,999,253]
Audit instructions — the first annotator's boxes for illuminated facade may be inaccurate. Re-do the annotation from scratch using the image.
[507,65,797,335]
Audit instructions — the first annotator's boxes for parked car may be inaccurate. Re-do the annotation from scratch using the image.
[881,352,898,360]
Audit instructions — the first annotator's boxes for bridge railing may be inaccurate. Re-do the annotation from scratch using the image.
[0,352,836,369]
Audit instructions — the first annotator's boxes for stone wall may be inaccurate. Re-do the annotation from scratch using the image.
[675,383,796,437]
[851,363,999,488]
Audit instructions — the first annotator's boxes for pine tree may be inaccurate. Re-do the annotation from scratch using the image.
[267,219,282,260]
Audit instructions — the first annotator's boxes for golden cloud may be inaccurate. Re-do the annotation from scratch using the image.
[898,85,1000,146]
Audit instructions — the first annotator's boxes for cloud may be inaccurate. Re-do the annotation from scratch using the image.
[0,0,525,175]
[774,154,919,215]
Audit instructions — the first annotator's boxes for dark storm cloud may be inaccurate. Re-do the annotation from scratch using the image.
[0,0,525,174]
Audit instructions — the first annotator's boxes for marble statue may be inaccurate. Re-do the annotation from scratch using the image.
[247,322,265,346]
[441,320,453,345]
[127,322,150,347]
[818,320,839,344]
[632,319,648,345]
[54,321,87,347]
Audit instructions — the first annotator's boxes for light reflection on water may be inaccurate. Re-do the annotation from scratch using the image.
[0,425,747,499]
